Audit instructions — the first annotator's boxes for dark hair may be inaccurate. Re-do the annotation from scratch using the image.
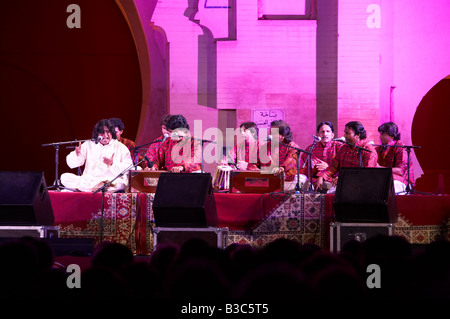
[345,121,367,140]
[109,118,125,131]
[378,122,401,141]
[317,121,334,133]
[240,122,259,139]
[165,114,190,131]
[160,114,172,126]
[92,119,117,142]
[270,120,293,143]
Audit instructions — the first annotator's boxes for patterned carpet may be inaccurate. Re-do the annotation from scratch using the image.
[57,193,141,253]
[226,193,326,248]
[394,215,449,244]
[51,192,448,255]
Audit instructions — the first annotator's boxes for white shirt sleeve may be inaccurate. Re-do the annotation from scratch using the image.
[66,141,88,169]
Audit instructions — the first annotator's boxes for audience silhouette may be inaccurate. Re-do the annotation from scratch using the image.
[0,235,448,301]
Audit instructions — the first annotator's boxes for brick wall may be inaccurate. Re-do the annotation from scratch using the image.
[152,0,317,164]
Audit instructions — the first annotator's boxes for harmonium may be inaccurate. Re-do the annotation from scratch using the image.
[213,167,284,194]
[128,170,167,193]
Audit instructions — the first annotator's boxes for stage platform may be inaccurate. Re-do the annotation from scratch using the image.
[48,191,449,255]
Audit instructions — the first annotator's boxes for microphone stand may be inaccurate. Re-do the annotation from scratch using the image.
[92,157,147,242]
[337,140,372,167]
[129,137,166,168]
[373,143,431,195]
[42,138,91,191]
[303,139,319,192]
[280,142,312,193]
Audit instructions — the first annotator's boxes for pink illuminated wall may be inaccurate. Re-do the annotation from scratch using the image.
[2,0,448,188]
[389,0,450,181]
[131,0,450,186]
[338,0,381,144]
[150,0,317,173]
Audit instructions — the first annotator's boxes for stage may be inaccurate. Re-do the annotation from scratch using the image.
[48,190,450,255]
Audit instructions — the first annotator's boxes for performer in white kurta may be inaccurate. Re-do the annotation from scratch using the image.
[61,119,134,192]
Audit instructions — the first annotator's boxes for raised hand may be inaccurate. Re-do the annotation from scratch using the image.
[75,141,82,156]
[103,153,114,166]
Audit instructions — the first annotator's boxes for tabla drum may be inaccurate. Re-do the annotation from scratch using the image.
[212,165,232,191]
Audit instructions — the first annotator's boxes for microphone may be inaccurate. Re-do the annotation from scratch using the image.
[92,136,103,143]
[144,155,153,168]
[162,133,169,142]
[266,135,272,141]
[313,135,321,142]
[332,137,346,142]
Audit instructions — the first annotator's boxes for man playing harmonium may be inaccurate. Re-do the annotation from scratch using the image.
[145,114,202,173]
[227,122,261,171]
[259,120,308,191]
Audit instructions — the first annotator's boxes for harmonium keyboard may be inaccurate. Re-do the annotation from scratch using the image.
[229,170,284,194]
[128,170,167,193]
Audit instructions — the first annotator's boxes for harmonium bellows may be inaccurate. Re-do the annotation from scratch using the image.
[229,170,284,194]
[128,170,166,193]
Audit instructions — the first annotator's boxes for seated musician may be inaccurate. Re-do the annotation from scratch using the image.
[300,121,343,189]
[260,120,307,189]
[147,115,201,173]
[61,119,133,192]
[315,121,378,192]
[227,122,261,170]
[376,122,414,194]
[109,117,144,168]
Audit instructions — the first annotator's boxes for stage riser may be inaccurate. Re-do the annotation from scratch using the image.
[153,227,229,249]
[0,237,95,257]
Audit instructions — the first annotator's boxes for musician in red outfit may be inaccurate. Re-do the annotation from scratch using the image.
[260,120,301,182]
[228,122,260,170]
[376,122,414,194]
[150,115,201,173]
[315,121,378,192]
[145,114,172,165]
[301,121,343,182]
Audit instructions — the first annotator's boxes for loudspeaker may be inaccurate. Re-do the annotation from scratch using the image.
[333,167,398,223]
[0,171,55,226]
[153,173,218,227]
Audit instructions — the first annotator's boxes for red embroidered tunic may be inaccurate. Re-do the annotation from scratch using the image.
[260,140,300,181]
[228,140,261,170]
[300,141,343,178]
[376,141,414,186]
[153,137,202,172]
[317,140,378,181]
[145,135,165,163]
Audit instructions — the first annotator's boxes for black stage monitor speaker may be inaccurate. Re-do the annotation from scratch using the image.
[334,167,398,223]
[153,173,218,227]
[0,171,55,226]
